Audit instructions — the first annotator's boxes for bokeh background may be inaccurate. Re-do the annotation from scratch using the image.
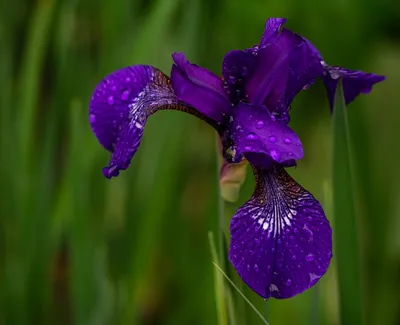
[0,0,399,324]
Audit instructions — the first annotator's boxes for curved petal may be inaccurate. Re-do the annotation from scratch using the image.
[301,38,385,110]
[171,53,231,122]
[229,167,332,299]
[89,65,191,178]
[323,67,385,110]
[230,103,303,169]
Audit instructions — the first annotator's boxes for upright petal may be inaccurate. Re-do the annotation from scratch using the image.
[171,53,231,122]
[222,50,257,104]
[259,18,287,47]
[89,65,192,178]
[323,67,386,110]
[221,18,286,104]
[245,30,323,116]
[229,167,332,299]
[230,103,303,169]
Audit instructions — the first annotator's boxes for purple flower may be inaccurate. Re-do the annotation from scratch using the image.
[88,18,384,299]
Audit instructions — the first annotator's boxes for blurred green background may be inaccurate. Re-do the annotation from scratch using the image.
[0,0,399,324]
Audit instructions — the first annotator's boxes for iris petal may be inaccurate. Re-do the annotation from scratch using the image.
[221,18,288,105]
[323,67,386,110]
[229,167,332,299]
[230,103,303,169]
[245,29,323,113]
[259,17,287,47]
[171,53,231,122]
[89,65,190,178]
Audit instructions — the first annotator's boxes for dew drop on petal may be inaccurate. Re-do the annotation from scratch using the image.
[330,71,340,80]
[107,95,114,105]
[89,114,96,123]
[121,89,130,101]
[286,278,292,286]
[284,137,292,144]
[244,145,252,151]
[246,132,259,141]
[254,237,260,245]
[254,264,259,273]
[271,115,276,121]
[268,136,277,143]
[269,149,281,161]
[255,120,264,129]
[305,253,315,262]
[291,255,297,260]
[247,264,251,271]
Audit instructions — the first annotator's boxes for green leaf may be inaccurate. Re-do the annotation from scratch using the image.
[212,261,270,325]
[332,80,364,325]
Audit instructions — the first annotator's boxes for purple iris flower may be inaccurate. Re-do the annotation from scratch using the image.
[89,18,384,299]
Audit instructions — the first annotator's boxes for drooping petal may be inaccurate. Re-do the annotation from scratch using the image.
[230,103,303,169]
[301,38,385,110]
[229,167,332,299]
[89,65,192,178]
[171,53,231,122]
[322,67,386,110]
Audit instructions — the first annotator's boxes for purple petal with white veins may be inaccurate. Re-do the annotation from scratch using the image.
[323,67,385,110]
[171,52,231,122]
[230,103,303,169]
[229,167,332,299]
[89,65,188,178]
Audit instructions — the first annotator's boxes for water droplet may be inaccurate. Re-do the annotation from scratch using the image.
[255,120,264,129]
[254,237,260,245]
[271,115,276,121]
[242,66,249,76]
[269,149,281,161]
[121,89,130,100]
[89,114,96,123]
[286,278,292,286]
[291,255,297,260]
[246,133,258,141]
[254,264,259,272]
[228,75,236,84]
[244,145,252,151]
[268,136,277,143]
[247,264,251,271]
[288,151,293,156]
[305,253,315,262]
[284,137,292,144]
[111,85,117,91]
[125,77,131,82]
[297,264,302,269]
[303,84,309,90]
[107,95,114,105]
[330,70,340,80]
